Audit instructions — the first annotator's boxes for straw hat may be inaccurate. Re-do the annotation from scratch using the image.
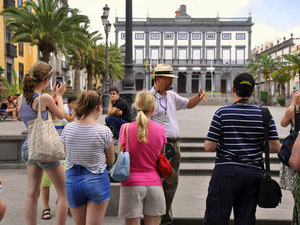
[154,64,178,78]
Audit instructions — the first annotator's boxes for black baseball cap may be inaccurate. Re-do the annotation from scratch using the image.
[233,72,255,92]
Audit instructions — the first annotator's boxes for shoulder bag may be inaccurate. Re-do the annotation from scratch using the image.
[257,107,282,208]
[27,94,65,162]
[110,123,130,182]
[278,105,300,166]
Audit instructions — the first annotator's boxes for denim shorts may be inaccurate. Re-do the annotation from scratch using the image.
[65,165,111,208]
[22,148,62,171]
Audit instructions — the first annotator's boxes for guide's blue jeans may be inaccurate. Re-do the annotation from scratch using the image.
[203,164,262,225]
[105,115,126,139]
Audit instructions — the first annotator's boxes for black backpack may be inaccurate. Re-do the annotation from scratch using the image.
[278,105,300,167]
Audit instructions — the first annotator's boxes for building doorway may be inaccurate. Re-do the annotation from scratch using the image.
[135,79,144,91]
[192,73,200,93]
[178,73,187,93]
[221,79,227,93]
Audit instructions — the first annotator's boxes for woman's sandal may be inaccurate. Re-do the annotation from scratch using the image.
[41,208,51,220]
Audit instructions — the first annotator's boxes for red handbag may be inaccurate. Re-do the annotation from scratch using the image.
[158,153,172,178]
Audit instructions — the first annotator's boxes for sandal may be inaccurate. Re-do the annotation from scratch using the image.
[41,208,51,220]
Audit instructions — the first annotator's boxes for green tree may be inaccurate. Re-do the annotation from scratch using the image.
[0,69,22,98]
[1,0,89,63]
[281,54,300,85]
[247,53,281,91]
[83,30,102,90]
[271,68,292,97]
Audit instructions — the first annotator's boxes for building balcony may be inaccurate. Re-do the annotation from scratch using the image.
[61,61,70,70]
[3,0,15,8]
[6,43,17,58]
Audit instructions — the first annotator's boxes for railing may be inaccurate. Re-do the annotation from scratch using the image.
[3,0,15,8]
[6,43,17,58]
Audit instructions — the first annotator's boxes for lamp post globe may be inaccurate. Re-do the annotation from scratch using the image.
[101,4,110,114]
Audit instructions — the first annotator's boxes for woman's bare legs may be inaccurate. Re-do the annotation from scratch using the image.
[46,164,68,225]
[6,108,16,120]
[25,165,43,225]
[125,218,141,225]
[70,205,86,225]
[144,215,161,225]
[85,201,109,225]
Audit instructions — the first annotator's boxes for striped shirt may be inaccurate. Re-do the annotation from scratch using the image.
[53,119,66,135]
[206,104,279,169]
[60,122,113,174]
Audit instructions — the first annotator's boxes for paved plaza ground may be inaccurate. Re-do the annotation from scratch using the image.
[0,105,294,224]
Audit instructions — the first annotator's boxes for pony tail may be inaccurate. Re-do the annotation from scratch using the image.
[23,73,37,104]
[136,110,148,142]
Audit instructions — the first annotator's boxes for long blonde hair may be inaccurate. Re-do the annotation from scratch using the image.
[135,90,155,143]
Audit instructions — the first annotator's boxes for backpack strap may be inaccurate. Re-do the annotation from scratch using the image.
[261,107,271,174]
[294,105,300,131]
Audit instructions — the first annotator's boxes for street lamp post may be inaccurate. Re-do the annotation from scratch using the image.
[101,4,111,114]
[207,60,215,98]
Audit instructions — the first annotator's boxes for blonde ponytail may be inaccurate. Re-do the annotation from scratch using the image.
[134,90,156,143]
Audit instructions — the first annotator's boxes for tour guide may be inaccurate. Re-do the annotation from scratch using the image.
[150,64,207,225]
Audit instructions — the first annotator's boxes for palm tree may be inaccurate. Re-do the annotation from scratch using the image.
[281,54,300,85]
[83,30,102,90]
[247,53,281,91]
[271,68,293,97]
[1,0,89,63]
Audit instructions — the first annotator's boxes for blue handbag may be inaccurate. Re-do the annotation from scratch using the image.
[110,123,130,182]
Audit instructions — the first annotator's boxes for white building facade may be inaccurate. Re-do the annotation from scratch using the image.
[114,5,253,94]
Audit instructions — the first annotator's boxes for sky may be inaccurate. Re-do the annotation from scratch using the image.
[68,0,300,49]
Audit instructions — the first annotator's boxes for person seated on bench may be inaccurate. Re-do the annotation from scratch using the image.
[1,95,20,121]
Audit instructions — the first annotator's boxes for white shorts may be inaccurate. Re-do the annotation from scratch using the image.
[118,186,166,218]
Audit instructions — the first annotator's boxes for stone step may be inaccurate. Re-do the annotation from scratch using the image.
[180,162,281,177]
[181,152,281,163]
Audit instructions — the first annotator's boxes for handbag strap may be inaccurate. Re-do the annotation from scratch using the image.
[295,105,300,131]
[120,123,129,153]
[125,123,129,153]
[37,94,53,122]
[261,107,271,174]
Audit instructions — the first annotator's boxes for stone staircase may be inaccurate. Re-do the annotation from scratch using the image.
[179,137,281,177]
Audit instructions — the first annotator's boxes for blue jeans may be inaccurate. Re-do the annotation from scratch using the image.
[203,164,262,225]
[105,115,126,139]
[65,165,110,208]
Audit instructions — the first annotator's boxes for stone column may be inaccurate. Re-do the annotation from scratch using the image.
[215,71,221,92]
[202,31,206,64]
[216,31,221,64]
[173,68,178,91]
[160,31,164,63]
[201,72,206,90]
[187,70,192,93]
[188,31,192,62]
[174,31,178,64]
[247,30,252,63]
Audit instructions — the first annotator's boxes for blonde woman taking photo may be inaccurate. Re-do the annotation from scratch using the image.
[118,90,167,225]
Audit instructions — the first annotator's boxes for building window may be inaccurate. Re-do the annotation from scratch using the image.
[207,49,215,60]
[222,49,230,64]
[206,33,215,40]
[19,63,24,84]
[236,48,245,64]
[121,33,125,40]
[178,48,187,64]
[192,48,201,64]
[192,33,201,40]
[222,33,231,40]
[164,33,173,40]
[18,43,23,56]
[178,33,187,40]
[150,33,160,40]
[236,33,245,40]
[135,48,144,64]
[135,33,144,40]
[6,63,12,85]
[164,48,173,64]
[151,48,159,61]
[18,0,22,6]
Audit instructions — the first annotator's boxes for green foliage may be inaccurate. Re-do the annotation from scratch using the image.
[0,69,23,97]
[1,0,89,62]
[277,97,285,106]
[261,91,268,102]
